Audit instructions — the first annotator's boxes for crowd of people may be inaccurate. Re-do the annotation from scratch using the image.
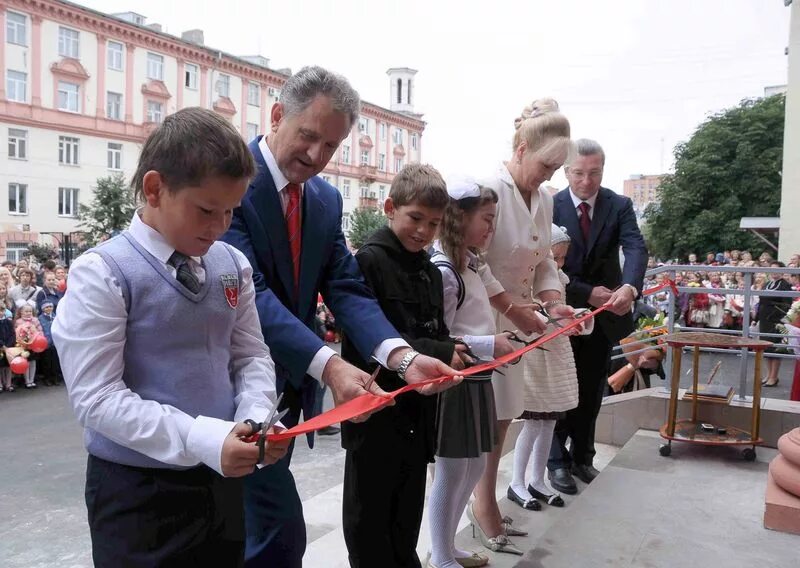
[0,257,66,391]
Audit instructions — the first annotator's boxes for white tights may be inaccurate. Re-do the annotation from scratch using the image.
[510,419,556,499]
[429,455,486,568]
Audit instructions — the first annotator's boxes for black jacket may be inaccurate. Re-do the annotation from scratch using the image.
[757,278,793,326]
[341,226,456,460]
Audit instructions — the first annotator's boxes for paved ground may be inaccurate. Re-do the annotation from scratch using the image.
[0,350,794,566]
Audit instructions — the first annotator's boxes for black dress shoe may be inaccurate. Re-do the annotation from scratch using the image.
[547,468,578,495]
[571,464,600,484]
[318,425,341,436]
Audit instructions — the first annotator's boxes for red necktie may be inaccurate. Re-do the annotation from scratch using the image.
[285,183,302,295]
[578,201,591,243]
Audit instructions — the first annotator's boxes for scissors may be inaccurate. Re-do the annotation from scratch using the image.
[243,392,290,464]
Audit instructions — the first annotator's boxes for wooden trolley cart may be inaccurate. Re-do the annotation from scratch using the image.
[659,332,773,461]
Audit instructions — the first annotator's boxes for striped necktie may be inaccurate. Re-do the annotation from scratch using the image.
[168,252,201,294]
[285,183,302,296]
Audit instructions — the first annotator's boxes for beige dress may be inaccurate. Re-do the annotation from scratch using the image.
[479,163,562,421]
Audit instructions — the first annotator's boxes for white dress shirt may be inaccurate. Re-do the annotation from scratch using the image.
[51,212,278,476]
[258,137,408,378]
[568,188,598,220]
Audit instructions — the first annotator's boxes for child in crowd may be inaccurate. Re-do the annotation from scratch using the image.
[341,164,466,568]
[36,272,63,314]
[0,307,15,392]
[509,225,591,510]
[427,178,515,568]
[38,301,60,386]
[14,304,43,388]
[51,107,289,566]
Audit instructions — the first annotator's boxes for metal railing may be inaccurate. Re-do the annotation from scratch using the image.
[611,264,800,401]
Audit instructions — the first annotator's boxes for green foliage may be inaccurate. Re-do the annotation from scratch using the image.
[26,243,59,263]
[347,207,387,249]
[644,95,784,260]
[78,173,137,246]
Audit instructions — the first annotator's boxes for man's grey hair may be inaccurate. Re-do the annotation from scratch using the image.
[569,138,606,166]
[280,66,360,128]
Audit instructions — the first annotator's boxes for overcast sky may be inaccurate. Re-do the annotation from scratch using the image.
[82,0,791,192]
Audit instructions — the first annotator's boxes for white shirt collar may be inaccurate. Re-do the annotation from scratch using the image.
[128,210,201,266]
[568,187,599,210]
[259,135,302,194]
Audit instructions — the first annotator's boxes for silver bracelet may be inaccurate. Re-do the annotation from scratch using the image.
[396,350,420,382]
[543,299,565,310]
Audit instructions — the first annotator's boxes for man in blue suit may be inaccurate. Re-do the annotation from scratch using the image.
[222,66,459,568]
[547,139,647,494]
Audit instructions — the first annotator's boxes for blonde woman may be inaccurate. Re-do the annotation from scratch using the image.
[467,98,574,555]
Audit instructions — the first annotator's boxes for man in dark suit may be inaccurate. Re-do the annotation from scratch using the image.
[547,139,648,494]
[222,66,458,568]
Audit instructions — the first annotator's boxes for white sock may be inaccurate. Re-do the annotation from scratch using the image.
[430,457,469,568]
[527,419,556,495]
[511,419,539,499]
[451,454,486,559]
[25,361,36,386]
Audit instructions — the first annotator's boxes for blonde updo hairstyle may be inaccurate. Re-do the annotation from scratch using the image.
[512,97,572,165]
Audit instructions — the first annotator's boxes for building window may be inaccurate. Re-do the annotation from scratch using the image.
[379,123,386,140]
[396,78,402,104]
[106,92,122,120]
[107,41,123,71]
[59,136,79,165]
[342,145,350,164]
[185,63,198,90]
[6,11,27,46]
[58,187,79,217]
[216,74,230,98]
[378,153,386,172]
[58,27,79,58]
[411,133,418,150]
[342,212,350,232]
[360,183,369,198]
[57,81,79,112]
[394,128,403,145]
[395,157,403,173]
[8,129,27,160]
[247,83,260,106]
[107,142,122,170]
[359,117,368,133]
[246,122,259,141]
[342,179,351,198]
[379,185,386,201]
[6,71,26,103]
[360,150,370,166]
[5,241,29,263]
[147,53,164,81]
[8,183,27,215]
[147,101,163,123]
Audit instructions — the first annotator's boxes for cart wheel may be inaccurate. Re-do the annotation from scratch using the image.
[742,448,756,462]
[659,444,672,457]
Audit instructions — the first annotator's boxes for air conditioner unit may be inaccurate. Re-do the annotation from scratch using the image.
[268,87,279,97]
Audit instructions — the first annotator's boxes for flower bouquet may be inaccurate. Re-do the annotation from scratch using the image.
[15,320,38,349]
[608,313,668,393]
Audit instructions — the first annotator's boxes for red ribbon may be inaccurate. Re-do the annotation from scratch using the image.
[266,280,676,441]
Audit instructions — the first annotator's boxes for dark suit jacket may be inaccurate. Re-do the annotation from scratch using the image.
[553,186,648,342]
[221,137,399,439]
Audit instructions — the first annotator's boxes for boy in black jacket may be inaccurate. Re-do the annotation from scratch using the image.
[341,164,467,568]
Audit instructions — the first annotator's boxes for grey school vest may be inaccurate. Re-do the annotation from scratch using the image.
[87,232,241,469]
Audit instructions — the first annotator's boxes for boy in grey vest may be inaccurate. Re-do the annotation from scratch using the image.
[52,108,290,567]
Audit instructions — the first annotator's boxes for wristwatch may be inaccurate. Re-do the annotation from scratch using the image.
[622,283,639,299]
[396,350,420,382]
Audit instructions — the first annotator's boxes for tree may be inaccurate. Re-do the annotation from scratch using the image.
[26,243,59,264]
[78,173,137,246]
[644,95,784,260]
[347,206,387,250]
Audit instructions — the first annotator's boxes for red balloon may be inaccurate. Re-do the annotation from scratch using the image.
[57,279,67,293]
[30,334,48,353]
[10,356,29,375]
[324,330,336,343]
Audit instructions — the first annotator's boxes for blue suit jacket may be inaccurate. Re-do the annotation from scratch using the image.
[221,137,399,436]
[553,186,648,342]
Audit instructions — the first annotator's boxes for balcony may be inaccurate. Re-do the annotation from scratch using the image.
[359,164,378,182]
[359,196,379,209]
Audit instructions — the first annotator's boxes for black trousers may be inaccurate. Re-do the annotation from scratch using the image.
[85,455,244,568]
[549,330,612,469]
[342,431,429,568]
[38,347,60,383]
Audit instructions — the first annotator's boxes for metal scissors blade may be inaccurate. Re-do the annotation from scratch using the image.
[257,393,289,462]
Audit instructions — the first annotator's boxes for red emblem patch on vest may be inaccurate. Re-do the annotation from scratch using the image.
[221,274,239,308]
